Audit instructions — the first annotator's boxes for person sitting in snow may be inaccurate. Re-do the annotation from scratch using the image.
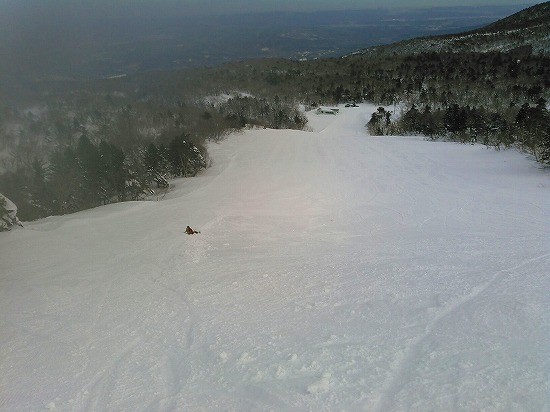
[185,225,200,235]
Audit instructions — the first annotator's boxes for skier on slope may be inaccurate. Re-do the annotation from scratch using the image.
[185,225,200,235]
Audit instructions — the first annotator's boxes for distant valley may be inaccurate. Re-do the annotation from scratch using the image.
[0,4,531,83]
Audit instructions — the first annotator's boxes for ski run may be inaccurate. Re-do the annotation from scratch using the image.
[1,104,549,411]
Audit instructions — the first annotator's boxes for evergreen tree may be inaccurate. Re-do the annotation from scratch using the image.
[49,146,81,214]
[367,107,391,135]
[144,142,170,188]
[28,158,53,217]
[76,135,105,207]
[420,106,438,138]
[144,143,161,178]
[125,148,152,201]
[168,134,206,177]
[401,105,421,133]
[444,104,467,134]
[99,140,127,202]
[515,99,550,160]
[539,123,550,164]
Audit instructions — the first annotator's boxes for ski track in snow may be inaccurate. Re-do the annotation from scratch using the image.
[1,104,549,411]
[372,251,550,412]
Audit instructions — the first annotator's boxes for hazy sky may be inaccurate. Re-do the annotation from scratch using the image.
[177,0,545,14]
[0,0,546,16]
[0,0,544,82]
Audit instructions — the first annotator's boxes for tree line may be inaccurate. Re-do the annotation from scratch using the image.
[1,48,548,228]
[205,50,548,163]
[143,51,548,161]
[0,88,307,227]
[0,133,207,223]
[367,98,550,163]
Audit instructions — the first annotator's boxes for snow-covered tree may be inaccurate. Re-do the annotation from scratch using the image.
[168,134,207,177]
[367,107,392,135]
[0,194,22,231]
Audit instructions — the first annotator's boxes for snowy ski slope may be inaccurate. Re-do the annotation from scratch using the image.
[1,104,549,411]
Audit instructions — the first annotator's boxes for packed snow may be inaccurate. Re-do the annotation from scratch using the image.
[0,104,549,411]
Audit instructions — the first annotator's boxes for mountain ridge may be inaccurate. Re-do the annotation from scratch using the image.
[350,2,550,57]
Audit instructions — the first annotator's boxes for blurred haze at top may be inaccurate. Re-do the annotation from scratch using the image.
[0,0,541,15]
[0,1,544,90]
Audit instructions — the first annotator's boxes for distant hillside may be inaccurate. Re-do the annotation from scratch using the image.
[351,2,550,57]
[0,4,529,88]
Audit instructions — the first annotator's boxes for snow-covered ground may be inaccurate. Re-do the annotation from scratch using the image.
[1,104,549,411]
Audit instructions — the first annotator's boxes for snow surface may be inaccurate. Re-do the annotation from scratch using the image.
[1,104,549,411]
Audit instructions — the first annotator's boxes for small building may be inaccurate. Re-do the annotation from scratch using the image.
[316,107,339,115]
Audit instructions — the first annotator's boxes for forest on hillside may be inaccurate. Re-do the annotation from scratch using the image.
[1,46,549,228]
[0,84,307,224]
[203,50,550,159]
